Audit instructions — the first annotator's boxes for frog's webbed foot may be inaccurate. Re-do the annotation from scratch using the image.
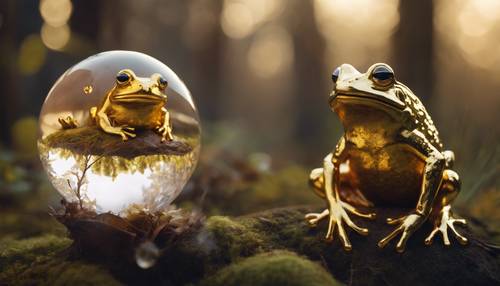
[378,213,427,253]
[307,201,375,251]
[157,125,173,142]
[58,116,78,129]
[424,205,467,246]
[101,125,136,141]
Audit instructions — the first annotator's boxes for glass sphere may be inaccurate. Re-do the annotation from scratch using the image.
[38,51,200,215]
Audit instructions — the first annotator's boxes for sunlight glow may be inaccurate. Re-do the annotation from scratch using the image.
[221,0,284,39]
[247,25,294,78]
[313,0,399,67]
[435,0,500,70]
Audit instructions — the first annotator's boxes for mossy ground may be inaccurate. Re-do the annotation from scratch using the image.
[2,138,499,285]
[201,251,340,286]
[0,235,122,286]
[1,205,499,285]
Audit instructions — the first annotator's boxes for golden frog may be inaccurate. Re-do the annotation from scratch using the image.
[59,69,173,141]
[306,63,467,252]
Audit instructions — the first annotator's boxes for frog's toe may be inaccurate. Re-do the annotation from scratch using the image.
[396,230,411,253]
[119,128,136,141]
[123,126,135,131]
[337,223,352,251]
[160,133,174,142]
[341,201,376,219]
[378,225,404,249]
[324,219,335,242]
[424,205,467,246]
[378,225,412,253]
[123,131,136,138]
[344,215,369,236]
[305,209,329,227]
[386,215,407,225]
[166,131,174,141]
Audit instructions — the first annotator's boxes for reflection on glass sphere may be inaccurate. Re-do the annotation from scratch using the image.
[38,51,200,215]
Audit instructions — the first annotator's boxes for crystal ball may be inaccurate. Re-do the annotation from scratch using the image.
[38,51,200,215]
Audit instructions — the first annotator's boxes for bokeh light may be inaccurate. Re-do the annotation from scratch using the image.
[221,0,284,39]
[247,25,294,78]
[41,23,70,51]
[221,2,254,39]
[17,34,47,75]
[39,0,73,27]
[435,0,500,71]
[39,0,72,51]
[313,0,400,67]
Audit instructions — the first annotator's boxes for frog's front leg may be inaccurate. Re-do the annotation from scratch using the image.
[305,137,375,251]
[378,130,446,252]
[156,107,173,142]
[425,166,468,246]
[93,99,136,141]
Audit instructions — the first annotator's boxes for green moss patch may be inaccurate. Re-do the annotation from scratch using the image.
[0,235,121,286]
[201,251,340,286]
[0,235,70,281]
[205,216,266,262]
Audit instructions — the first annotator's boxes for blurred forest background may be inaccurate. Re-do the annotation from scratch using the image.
[0,0,498,221]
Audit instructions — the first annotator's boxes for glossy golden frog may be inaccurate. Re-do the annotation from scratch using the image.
[306,63,467,252]
[59,69,174,141]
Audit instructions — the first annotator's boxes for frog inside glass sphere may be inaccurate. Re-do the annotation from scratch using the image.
[306,63,467,252]
[38,51,200,215]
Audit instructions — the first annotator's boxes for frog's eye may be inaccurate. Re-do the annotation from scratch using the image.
[371,65,394,87]
[116,72,131,85]
[158,76,168,90]
[331,67,340,83]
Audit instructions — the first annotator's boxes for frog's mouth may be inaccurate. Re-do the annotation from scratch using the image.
[331,91,405,111]
[112,93,166,104]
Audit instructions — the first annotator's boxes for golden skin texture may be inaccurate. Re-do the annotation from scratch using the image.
[305,63,467,252]
[58,69,173,142]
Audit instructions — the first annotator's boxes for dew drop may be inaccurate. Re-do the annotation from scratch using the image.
[135,241,160,269]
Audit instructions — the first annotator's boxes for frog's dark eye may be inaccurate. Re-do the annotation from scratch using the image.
[116,72,131,85]
[331,67,340,83]
[371,65,394,86]
[158,76,168,90]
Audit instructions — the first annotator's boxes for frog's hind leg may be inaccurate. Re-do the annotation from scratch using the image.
[305,168,330,226]
[309,164,373,207]
[424,168,468,246]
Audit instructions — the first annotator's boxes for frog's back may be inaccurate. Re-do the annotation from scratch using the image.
[395,83,443,151]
